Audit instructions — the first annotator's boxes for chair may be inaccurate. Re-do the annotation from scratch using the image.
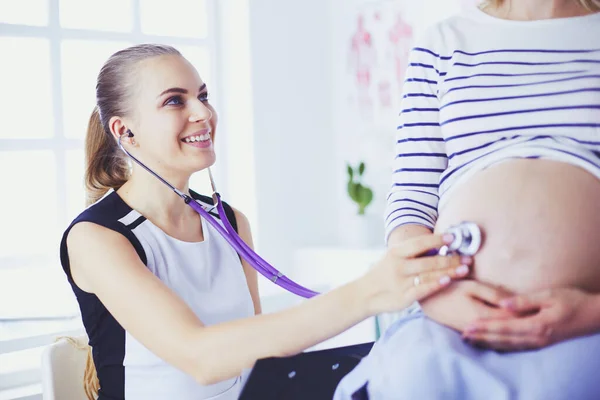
[41,336,90,400]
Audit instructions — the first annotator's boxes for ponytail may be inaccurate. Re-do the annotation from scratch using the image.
[79,109,125,398]
[83,345,100,400]
[55,336,99,400]
[84,107,129,206]
[81,107,124,397]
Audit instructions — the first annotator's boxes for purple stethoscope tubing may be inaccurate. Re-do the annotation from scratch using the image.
[118,133,319,298]
[188,197,319,298]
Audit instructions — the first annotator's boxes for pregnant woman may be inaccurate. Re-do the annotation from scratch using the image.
[335,0,600,398]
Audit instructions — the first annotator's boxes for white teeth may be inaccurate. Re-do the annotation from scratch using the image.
[183,133,210,143]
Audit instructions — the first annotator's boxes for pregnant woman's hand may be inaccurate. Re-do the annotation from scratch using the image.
[420,280,516,332]
[462,287,600,351]
[363,233,472,315]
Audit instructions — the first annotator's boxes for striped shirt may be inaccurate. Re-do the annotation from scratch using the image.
[385,7,600,241]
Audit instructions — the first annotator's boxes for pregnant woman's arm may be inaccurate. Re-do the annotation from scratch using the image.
[386,45,516,329]
[384,45,446,242]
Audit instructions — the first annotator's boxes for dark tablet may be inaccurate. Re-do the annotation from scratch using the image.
[239,342,373,400]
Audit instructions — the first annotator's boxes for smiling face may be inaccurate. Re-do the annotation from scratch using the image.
[116,54,218,178]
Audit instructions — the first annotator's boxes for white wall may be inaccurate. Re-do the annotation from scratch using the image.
[329,0,473,245]
[225,0,476,296]
[245,0,339,288]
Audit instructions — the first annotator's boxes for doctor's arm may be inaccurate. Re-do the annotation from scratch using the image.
[67,221,469,386]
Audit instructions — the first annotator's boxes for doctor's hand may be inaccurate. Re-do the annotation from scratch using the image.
[361,233,472,315]
[420,280,517,332]
[462,287,600,351]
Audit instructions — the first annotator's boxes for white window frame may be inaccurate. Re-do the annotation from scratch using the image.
[0,1,220,268]
[0,0,223,397]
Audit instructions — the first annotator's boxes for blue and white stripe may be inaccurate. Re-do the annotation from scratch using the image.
[385,9,600,240]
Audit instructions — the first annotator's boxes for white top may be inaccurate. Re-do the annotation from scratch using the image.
[384,7,600,240]
[61,190,255,399]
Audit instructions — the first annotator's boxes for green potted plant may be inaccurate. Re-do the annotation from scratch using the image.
[347,161,374,215]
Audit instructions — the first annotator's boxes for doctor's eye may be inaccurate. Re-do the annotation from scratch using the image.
[164,95,184,106]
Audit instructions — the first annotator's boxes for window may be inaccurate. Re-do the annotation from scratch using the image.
[0,0,219,394]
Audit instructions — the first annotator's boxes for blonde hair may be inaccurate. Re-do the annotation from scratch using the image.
[484,0,600,11]
[55,336,99,400]
[85,44,181,206]
[83,348,99,400]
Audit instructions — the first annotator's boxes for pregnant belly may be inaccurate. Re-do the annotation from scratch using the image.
[434,159,600,294]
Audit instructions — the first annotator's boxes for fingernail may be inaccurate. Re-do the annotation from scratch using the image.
[439,275,451,286]
[443,233,455,244]
[455,265,470,276]
[499,299,513,309]
[461,256,473,265]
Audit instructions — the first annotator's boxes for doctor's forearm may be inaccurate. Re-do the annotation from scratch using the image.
[190,278,373,385]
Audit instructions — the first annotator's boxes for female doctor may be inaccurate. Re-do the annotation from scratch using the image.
[59,44,472,400]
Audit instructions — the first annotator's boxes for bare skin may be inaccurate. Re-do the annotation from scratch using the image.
[435,159,600,294]
[388,0,600,334]
[423,160,600,332]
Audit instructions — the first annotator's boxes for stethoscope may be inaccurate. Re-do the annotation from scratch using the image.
[118,130,482,299]
[119,130,319,298]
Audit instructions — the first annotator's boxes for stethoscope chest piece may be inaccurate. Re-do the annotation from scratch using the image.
[442,222,482,256]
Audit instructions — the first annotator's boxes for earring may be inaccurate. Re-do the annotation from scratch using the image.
[130,138,137,146]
